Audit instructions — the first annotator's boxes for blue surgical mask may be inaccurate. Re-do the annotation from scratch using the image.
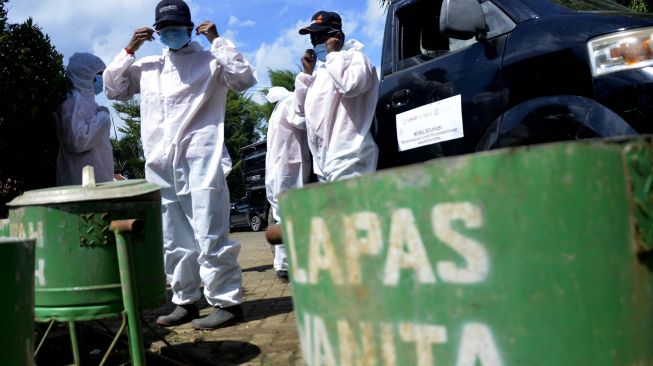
[313,43,328,63]
[93,75,103,95]
[159,26,191,50]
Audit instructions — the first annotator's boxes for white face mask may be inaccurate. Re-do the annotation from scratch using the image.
[313,43,328,63]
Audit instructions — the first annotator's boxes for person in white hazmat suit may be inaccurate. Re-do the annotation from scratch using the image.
[264,87,311,282]
[103,0,257,330]
[56,53,114,186]
[294,11,379,182]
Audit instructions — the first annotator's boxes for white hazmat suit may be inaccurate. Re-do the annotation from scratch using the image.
[104,38,257,307]
[294,39,379,182]
[265,87,311,272]
[56,53,113,186]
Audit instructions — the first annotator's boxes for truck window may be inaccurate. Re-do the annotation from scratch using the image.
[396,1,450,71]
[395,1,515,72]
[479,1,516,41]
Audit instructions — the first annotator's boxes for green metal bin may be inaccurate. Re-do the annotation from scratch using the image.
[7,179,165,321]
[0,238,35,366]
[279,138,653,366]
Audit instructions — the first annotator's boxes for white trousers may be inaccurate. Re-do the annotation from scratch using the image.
[160,186,243,307]
[269,207,288,272]
[274,245,288,272]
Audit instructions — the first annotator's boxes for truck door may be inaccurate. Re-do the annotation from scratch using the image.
[374,0,514,169]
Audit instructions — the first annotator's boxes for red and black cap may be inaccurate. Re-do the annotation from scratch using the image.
[154,0,193,30]
[299,11,342,35]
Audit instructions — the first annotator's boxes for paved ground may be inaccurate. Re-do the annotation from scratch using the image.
[144,230,304,366]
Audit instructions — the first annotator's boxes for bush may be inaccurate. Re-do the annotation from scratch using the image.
[0,0,69,217]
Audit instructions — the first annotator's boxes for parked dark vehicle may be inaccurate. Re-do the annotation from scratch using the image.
[230,141,270,232]
[374,0,653,170]
[230,195,268,232]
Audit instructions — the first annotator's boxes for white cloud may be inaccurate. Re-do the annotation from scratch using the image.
[6,0,205,64]
[276,5,289,19]
[240,19,257,27]
[361,0,386,47]
[222,29,247,48]
[228,15,256,28]
[252,19,310,84]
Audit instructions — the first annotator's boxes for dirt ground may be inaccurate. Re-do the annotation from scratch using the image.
[34,231,304,366]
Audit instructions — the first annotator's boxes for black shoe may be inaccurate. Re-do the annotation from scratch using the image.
[156,304,199,327]
[276,270,289,282]
[191,305,243,330]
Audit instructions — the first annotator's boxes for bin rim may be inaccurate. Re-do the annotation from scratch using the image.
[7,180,160,207]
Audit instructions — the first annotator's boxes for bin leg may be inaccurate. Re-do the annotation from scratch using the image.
[69,321,80,366]
[113,220,147,366]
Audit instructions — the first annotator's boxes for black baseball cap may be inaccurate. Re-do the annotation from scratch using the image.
[299,11,342,35]
[154,0,193,30]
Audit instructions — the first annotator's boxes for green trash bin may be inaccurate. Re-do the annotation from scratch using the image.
[0,238,35,366]
[279,138,653,365]
[7,179,165,321]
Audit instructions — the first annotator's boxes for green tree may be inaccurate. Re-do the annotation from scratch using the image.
[0,0,69,217]
[111,99,145,179]
[225,91,266,200]
[260,68,298,120]
[619,0,651,12]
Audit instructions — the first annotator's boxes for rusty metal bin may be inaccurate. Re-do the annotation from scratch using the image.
[279,137,653,365]
[0,238,35,366]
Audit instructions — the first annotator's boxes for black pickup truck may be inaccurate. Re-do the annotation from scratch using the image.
[373,0,653,169]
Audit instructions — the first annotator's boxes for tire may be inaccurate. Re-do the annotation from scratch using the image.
[250,215,262,232]
[483,120,603,150]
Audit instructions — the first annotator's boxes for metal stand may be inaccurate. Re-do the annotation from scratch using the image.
[113,219,146,366]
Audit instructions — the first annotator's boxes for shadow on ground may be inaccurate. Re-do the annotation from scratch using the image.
[34,320,262,366]
[157,340,261,366]
[242,264,273,272]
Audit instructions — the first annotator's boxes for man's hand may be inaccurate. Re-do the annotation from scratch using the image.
[326,33,344,53]
[302,49,316,75]
[196,21,219,43]
[126,27,155,52]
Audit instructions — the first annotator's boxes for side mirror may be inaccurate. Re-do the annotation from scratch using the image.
[440,0,487,41]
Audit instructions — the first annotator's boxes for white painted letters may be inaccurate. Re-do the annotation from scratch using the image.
[399,323,448,366]
[383,209,436,285]
[344,212,383,285]
[433,203,489,284]
[34,258,45,286]
[309,218,344,285]
[285,220,308,283]
[456,323,503,366]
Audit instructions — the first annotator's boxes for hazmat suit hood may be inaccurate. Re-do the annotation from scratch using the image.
[66,52,106,92]
[266,87,292,104]
[343,39,365,52]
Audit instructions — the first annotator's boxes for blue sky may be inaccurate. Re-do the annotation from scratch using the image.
[6,0,386,136]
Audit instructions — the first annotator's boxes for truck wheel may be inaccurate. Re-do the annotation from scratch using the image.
[483,121,602,150]
[250,215,263,232]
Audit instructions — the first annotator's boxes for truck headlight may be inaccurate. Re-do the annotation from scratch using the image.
[588,27,653,77]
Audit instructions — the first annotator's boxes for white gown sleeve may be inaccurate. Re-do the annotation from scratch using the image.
[324,49,376,98]
[104,49,141,101]
[211,37,258,92]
